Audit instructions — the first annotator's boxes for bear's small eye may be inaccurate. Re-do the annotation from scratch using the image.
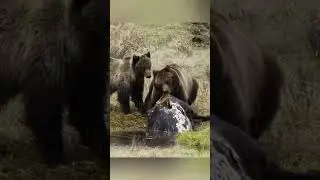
[166,80,172,84]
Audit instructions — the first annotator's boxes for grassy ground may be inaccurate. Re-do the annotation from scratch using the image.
[213,0,320,172]
[109,22,210,157]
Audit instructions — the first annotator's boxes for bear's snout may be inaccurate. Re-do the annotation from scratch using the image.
[145,70,152,78]
[162,84,171,93]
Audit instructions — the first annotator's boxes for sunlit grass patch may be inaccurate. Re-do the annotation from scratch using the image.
[177,122,210,152]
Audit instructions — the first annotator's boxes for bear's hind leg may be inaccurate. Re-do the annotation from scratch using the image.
[23,88,64,167]
[131,84,145,114]
[251,56,283,139]
[188,79,199,105]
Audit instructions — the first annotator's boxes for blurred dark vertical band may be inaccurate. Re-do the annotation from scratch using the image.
[110,0,210,23]
[103,0,111,177]
[210,1,215,179]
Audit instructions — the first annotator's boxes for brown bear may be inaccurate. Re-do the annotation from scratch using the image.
[307,10,320,58]
[110,52,152,114]
[144,64,199,111]
[211,11,284,139]
[0,0,108,167]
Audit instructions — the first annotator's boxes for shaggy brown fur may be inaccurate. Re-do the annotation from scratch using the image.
[144,63,199,111]
[110,52,152,114]
[211,11,284,139]
[0,0,108,167]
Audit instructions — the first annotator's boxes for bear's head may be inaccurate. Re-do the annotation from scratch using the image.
[152,65,179,94]
[132,52,152,78]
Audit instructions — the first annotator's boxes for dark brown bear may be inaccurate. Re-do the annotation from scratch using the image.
[211,11,284,139]
[307,10,320,58]
[144,64,199,110]
[0,0,108,167]
[110,52,152,114]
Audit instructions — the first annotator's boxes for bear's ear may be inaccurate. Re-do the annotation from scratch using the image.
[132,55,140,65]
[164,65,171,71]
[146,52,151,58]
[153,70,158,76]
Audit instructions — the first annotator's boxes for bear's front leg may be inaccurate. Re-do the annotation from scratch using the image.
[118,90,131,114]
[131,94,145,114]
[23,87,65,167]
[67,72,108,167]
[131,82,145,114]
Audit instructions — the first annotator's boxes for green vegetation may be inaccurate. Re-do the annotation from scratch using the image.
[177,122,210,152]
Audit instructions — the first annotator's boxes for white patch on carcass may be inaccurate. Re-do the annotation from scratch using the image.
[170,102,192,133]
